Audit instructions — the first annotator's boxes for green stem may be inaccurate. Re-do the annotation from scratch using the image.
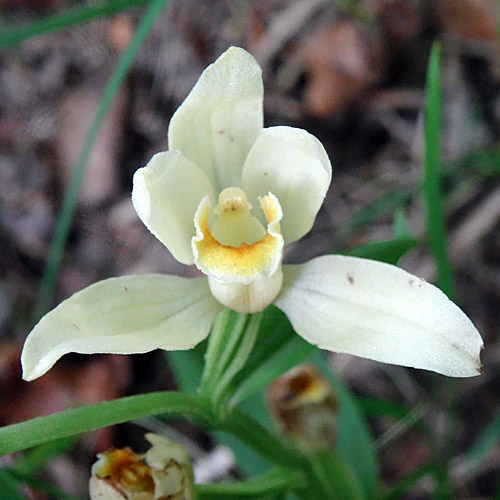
[0,392,307,475]
[0,392,212,457]
[0,0,152,48]
[220,408,308,471]
[199,309,247,396]
[213,312,262,410]
[196,468,299,499]
[33,0,169,321]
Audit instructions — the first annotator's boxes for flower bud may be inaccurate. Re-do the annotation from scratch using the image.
[89,433,194,500]
[268,364,339,452]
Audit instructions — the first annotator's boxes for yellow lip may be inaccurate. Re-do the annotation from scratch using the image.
[192,192,283,284]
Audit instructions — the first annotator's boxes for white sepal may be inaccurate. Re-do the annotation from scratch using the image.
[275,255,483,377]
[168,47,263,191]
[22,274,222,381]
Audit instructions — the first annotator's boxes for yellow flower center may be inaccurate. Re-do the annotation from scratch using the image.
[191,187,284,313]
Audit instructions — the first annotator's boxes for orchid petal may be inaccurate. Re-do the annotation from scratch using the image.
[132,151,214,265]
[168,47,263,192]
[192,193,283,284]
[241,126,331,245]
[275,255,483,377]
[21,275,222,381]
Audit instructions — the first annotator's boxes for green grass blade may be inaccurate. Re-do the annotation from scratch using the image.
[423,41,455,299]
[466,411,500,467]
[347,236,418,265]
[2,468,83,500]
[312,353,379,500]
[33,0,169,320]
[196,468,297,499]
[0,0,151,48]
[0,392,211,456]
[13,436,76,474]
[0,468,25,500]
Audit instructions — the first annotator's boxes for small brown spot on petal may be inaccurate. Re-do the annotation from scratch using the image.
[347,275,354,284]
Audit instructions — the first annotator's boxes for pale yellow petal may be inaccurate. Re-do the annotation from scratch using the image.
[275,256,483,377]
[132,151,214,265]
[21,275,222,381]
[241,126,331,245]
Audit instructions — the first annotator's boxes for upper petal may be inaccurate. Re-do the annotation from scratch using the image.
[241,126,331,246]
[168,47,263,192]
[132,151,214,265]
[274,255,483,377]
[21,274,223,381]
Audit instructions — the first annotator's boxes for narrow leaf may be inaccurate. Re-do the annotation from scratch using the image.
[312,352,379,500]
[423,41,455,298]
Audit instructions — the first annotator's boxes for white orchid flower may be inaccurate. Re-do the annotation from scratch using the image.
[21,47,483,382]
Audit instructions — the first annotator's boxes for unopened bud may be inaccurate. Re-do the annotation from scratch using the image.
[268,364,339,452]
[89,433,194,500]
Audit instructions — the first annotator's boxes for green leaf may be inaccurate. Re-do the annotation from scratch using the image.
[0,0,151,48]
[167,342,206,394]
[466,411,500,468]
[446,146,500,179]
[34,0,170,320]
[1,468,84,500]
[381,464,435,500]
[13,436,76,474]
[0,469,25,500]
[335,187,414,247]
[423,41,455,299]
[393,208,412,238]
[312,353,379,500]
[307,451,366,500]
[0,392,212,456]
[347,236,418,265]
[357,397,412,421]
[196,468,299,499]
[168,344,271,476]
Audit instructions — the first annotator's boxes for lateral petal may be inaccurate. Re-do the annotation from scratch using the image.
[241,126,331,246]
[274,255,483,377]
[132,151,214,265]
[21,275,222,381]
[168,47,263,192]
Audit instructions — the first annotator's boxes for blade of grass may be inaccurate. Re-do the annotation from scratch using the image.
[424,41,458,500]
[0,392,212,457]
[347,236,418,265]
[0,468,25,500]
[196,468,298,499]
[312,352,379,500]
[466,411,500,468]
[0,0,151,48]
[423,41,455,299]
[13,437,76,474]
[2,468,83,500]
[33,0,169,321]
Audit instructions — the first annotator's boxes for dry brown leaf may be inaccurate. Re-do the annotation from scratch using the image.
[300,20,385,118]
[436,0,498,44]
